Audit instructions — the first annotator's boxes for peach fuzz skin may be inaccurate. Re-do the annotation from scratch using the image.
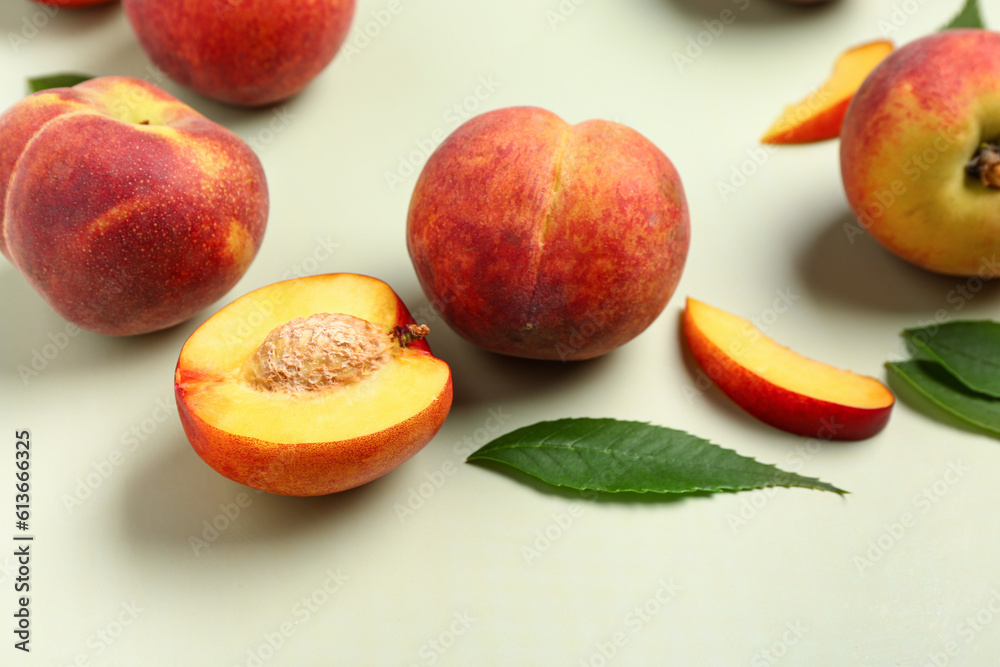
[123,0,356,107]
[407,106,690,361]
[0,76,267,336]
[841,30,1000,277]
[174,274,453,497]
[683,298,893,441]
[175,386,453,497]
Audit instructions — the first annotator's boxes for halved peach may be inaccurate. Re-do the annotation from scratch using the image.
[682,298,893,440]
[174,273,453,496]
[761,39,894,144]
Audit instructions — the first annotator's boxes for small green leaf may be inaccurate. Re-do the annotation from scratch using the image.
[27,73,94,94]
[887,360,1000,436]
[941,0,985,30]
[904,320,1000,397]
[467,418,846,495]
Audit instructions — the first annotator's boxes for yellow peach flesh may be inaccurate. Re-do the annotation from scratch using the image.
[177,274,450,444]
[761,40,894,144]
[687,299,893,409]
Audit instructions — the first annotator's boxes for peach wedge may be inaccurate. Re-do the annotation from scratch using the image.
[175,273,453,496]
[682,298,893,440]
[761,39,894,145]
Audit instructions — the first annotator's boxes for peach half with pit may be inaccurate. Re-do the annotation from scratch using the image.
[174,273,453,496]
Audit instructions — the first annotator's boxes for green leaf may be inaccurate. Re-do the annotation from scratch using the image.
[27,73,94,94]
[887,360,1000,436]
[941,0,985,30]
[467,418,846,495]
[904,320,1000,397]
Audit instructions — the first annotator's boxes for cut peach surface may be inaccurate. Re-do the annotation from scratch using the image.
[175,273,452,496]
[682,298,893,440]
[761,39,894,144]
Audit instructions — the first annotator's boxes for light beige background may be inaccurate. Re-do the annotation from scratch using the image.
[3,0,1000,665]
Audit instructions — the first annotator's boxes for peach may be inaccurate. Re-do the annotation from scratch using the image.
[683,298,893,440]
[761,39,893,144]
[174,273,453,496]
[841,29,1000,277]
[0,76,268,336]
[123,0,356,107]
[406,106,690,361]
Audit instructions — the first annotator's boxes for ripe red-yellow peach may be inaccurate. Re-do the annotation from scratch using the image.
[683,298,893,440]
[0,76,268,336]
[841,29,1000,277]
[123,0,356,107]
[407,106,690,361]
[174,273,453,496]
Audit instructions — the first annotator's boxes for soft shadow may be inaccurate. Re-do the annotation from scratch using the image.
[796,211,1000,313]
[887,362,1000,442]
[0,269,193,385]
[122,433,391,553]
[1,1,121,35]
[674,313,874,460]
[395,290,618,410]
[675,314,787,441]
[656,0,838,24]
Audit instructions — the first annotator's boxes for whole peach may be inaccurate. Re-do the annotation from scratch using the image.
[841,29,1000,277]
[122,0,356,107]
[0,76,268,335]
[406,106,690,361]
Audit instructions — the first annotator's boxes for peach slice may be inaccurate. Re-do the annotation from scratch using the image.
[682,298,893,440]
[174,273,453,496]
[761,39,894,144]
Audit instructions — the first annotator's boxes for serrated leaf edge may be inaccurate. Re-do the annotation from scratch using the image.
[467,418,848,495]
